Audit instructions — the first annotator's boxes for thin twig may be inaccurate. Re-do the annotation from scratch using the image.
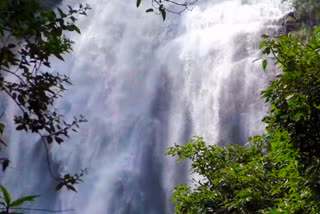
[152,0,198,15]
[1,86,25,114]
[40,134,59,181]
[1,207,74,213]
[1,68,26,85]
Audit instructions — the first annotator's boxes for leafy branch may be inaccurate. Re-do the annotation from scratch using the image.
[0,185,74,214]
[0,0,91,192]
[137,0,198,20]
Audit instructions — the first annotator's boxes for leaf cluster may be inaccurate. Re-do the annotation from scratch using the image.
[168,133,320,213]
[0,0,90,145]
[0,185,38,214]
[137,0,198,21]
[261,28,320,163]
[0,0,91,192]
[56,168,87,192]
[168,22,320,214]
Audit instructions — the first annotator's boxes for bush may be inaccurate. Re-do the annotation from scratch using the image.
[168,25,320,214]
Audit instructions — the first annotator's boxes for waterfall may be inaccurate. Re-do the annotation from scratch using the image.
[1,0,291,213]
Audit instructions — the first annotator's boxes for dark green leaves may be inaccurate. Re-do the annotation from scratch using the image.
[259,41,267,49]
[10,195,39,207]
[168,133,312,213]
[137,0,142,7]
[137,0,196,21]
[56,183,63,191]
[159,5,166,21]
[7,44,16,49]
[0,1,88,147]
[56,169,87,192]
[15,125,24,131]
[146,8,154,13]
[67,24,81,34]
[260,31,320,159]
[57,8,67,18]
[0,0,89,194]
[0,123,4,135]
[262,59,268,70]
[55,137,63,144]
[170,16,320,214]
[66,185,77,192]
[0,185,10,205]
[0,185,39,212]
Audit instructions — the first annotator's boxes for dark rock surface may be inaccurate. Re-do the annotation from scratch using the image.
[278,11,302,35]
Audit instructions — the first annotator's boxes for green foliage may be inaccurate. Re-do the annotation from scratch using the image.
[168,21,320,214]
[0,185,39,214]
[137,0,142,7]
[0,0,90,191]
[0,0,90,143]
[289,27,311,42]
[55,169,87,192]
[284,0,320,28]
[136,0,198,21]
[168,134,314,213]
[261,28,320,162]
[169,135,320,213]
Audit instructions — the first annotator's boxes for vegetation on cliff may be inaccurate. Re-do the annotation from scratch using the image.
[282,0,320,41]
[0,0,91,212]
[169,1,320,213]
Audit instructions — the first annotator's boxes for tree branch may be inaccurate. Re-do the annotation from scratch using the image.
[40,134,59,181]
[152,0,198,15]
[1,68,26,85]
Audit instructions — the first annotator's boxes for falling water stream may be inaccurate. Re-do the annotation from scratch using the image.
[2,0,291,213]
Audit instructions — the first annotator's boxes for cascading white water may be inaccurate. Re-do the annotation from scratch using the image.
[1,0,291,213]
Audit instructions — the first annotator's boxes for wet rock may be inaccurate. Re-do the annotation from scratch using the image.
[278,12,302,35]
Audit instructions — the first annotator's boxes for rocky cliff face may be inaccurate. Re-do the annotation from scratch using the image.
[277,1,320,40]
[278,12,301,35]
